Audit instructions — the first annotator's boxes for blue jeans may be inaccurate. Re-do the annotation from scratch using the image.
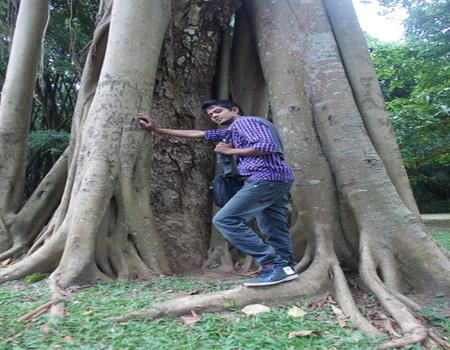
[213,180,294,267]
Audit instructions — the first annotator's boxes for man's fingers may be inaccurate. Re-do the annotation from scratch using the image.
[216,142,232,148]
[139,120,151,128]
[137,113,151,122]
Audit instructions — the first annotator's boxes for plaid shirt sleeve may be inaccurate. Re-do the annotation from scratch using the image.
[204,129,230,142]
[235,118,277,153]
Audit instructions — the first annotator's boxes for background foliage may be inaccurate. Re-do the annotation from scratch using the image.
[0,0,97,197]
[368,0,449,213]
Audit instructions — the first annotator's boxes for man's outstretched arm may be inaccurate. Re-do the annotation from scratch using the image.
[138,113,205,139]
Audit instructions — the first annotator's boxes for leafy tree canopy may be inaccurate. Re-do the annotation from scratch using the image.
[369,0,449,212]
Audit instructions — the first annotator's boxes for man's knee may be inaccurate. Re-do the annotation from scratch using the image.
[212,210,232,228]
[213,210,244,235]
[212,212,222,228]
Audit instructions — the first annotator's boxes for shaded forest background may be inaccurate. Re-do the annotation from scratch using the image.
[0,0,448,213]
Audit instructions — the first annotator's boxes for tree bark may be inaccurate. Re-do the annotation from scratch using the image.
[147,0,239,272]
[0,0,240,283]
[300,0,449,291]
[324,0,420,217]
[49,0,174,287]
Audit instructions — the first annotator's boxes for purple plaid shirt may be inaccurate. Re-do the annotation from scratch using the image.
[205,117,294,181]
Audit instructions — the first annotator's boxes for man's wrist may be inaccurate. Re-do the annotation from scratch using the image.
[147,127,163,134]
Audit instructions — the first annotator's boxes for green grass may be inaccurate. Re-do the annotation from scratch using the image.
[432,228,450,251]
[0,228,448,350]
[0,277,384,350]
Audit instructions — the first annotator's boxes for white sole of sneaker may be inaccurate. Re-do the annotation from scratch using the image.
[243,274,298,287]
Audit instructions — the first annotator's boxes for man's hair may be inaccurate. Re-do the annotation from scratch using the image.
[201,100,244,115]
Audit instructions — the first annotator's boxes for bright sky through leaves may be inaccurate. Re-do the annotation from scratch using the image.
[352,0,407,41]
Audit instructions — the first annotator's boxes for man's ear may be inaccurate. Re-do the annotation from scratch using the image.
[231,106,240,114]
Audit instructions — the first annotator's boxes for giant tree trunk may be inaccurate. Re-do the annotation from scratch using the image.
[0,0,238,285]
[0,0,449,347]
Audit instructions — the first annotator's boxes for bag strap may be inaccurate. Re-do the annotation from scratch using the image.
[217,153,238,175]
[216,129,239,175]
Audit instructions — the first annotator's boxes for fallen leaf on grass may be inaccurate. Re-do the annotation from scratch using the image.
[330,304,347,328]
[241,304,271,315]
[82,310,94,316]
[180,310,201,325]
[287,306,307,318]
[41,324,50,334]
[23,273,47,283]
[288,330,322,338]
[1,258,11,266]
[163,289,174,294]
[63,336,73,342]
[308,297,328,308]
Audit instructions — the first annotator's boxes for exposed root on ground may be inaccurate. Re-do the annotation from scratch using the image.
[0,151,68,261]
[331,263,381,336]
[49,279,66,318]
[360,243,428,349]
[116,266,328,323]
[294,243,313,273]
[428,331,450,350]
[18,297,65,323]
[0,245,27,262]
[113,251,448,350]
[203,242,234,272]
[0,229,65,283]
[0,214,11,248]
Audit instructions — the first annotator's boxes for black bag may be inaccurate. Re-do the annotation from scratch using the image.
[211,173,244,207]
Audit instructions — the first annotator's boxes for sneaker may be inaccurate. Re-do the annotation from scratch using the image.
[252,264,272,278]
[244,266,298,287]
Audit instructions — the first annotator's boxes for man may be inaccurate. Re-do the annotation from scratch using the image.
[138,100,297,286]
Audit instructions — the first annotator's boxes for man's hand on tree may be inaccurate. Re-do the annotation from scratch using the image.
[138,113,158,131]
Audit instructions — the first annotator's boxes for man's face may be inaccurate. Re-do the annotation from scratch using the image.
[206,105,240,125]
